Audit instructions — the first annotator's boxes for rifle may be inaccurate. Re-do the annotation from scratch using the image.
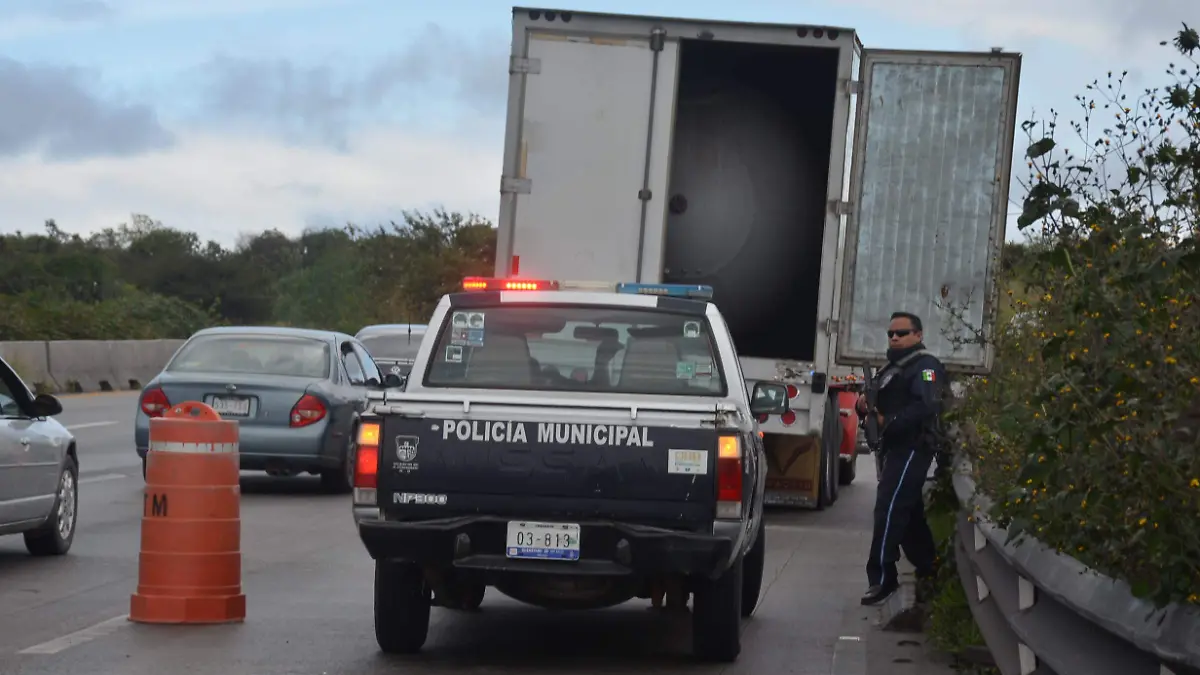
[862,365,882,452]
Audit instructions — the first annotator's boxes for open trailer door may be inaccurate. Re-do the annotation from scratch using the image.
[495,10,680,283]
[835,48,1022,374]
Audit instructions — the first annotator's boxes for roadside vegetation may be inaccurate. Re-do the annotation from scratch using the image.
[925,25,1200,672]
[0,210,495,341]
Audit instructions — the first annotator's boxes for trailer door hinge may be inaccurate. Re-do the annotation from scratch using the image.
[500,176,532,194]
[824,318,840,335]
[510,56,542,75]
[844,79,862,95]
[830,200,854,217]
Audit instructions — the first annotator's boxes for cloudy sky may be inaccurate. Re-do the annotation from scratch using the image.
[0,0,1191,245]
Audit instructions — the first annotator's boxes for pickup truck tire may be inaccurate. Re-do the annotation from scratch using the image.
[373,560,431,654]
[692,556,743,662]
[740,519,766,617]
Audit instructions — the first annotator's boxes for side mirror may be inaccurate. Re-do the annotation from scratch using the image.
[32,393,63,417]
[383,373,405,388]
[749,382,790,416]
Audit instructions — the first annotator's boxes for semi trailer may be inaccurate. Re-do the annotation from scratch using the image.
[491,7,1020,508]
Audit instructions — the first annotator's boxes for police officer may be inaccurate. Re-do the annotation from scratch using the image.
[855,311,946,606]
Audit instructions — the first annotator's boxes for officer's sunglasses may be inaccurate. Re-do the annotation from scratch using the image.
[886,329,913,338]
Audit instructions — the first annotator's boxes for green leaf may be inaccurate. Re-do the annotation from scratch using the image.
[1027,137,1057,158]
[1041,335,1066,359]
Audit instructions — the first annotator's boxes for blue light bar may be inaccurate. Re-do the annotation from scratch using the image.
[615,283,714,301]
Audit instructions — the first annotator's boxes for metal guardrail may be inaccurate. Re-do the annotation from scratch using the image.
[952,462,1200,675]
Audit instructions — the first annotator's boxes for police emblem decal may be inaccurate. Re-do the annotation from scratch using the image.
[395,435,419,462]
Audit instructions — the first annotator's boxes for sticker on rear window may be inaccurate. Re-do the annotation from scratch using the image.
[675,361,696,379]
[444,345,463,363]
[683,321,701,338]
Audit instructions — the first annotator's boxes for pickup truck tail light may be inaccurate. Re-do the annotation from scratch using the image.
[716,435,743,519]
[354,421,380,491]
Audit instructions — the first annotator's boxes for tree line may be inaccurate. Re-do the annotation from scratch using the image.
[0,210,496,341]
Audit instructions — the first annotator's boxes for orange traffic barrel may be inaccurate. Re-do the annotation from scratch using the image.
[130,401,245,624]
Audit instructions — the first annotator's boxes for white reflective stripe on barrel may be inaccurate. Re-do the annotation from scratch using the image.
[149,441,238,454]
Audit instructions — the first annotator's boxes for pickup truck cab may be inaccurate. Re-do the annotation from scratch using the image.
[350,277,790,662]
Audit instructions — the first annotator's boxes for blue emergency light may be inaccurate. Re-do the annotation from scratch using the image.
[614,283,714,301]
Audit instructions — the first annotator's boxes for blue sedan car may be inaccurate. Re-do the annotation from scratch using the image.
[134,326,395,493]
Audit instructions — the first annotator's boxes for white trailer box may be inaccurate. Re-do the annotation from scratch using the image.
[494,7,1021,508]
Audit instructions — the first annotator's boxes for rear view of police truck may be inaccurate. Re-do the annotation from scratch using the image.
[351,278,778,662]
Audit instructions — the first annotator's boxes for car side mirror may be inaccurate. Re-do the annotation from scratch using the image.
[383,373,405,388]
[749,382,790,416]
[32,393,63,417]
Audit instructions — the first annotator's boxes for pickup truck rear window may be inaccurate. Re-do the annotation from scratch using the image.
[424,305,727,396]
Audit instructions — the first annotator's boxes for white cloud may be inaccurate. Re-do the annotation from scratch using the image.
[0,124,502,245]
[0,0,350,41]
[836,0,1191,56]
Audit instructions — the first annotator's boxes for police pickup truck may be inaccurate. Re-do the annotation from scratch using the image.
[350,277,790,662]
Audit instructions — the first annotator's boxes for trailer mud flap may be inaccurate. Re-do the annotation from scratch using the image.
[763,434,820,507]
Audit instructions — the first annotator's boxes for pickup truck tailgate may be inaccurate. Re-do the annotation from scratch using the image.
[377,414,720,526]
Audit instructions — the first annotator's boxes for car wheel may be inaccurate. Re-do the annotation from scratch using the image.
[25,455,79,556]
[374,559,432,654]
[740,519,766,618]
[692,556,743,662]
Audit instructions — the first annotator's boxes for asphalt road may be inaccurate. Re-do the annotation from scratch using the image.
[0,392,954,675]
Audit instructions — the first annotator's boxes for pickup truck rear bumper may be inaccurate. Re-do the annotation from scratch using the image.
[357,515,735,579]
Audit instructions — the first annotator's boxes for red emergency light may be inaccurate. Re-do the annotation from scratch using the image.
[461,277,560,292]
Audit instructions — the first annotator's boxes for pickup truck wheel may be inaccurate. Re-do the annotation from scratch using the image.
[692,556,743,662]
[740,520,766,617]
[374,560,431,654]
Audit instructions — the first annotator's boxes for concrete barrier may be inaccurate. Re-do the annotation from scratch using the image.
[0,341,54,392]
[0,339,186,394]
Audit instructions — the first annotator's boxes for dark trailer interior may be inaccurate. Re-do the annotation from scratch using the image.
[662,38,840,364]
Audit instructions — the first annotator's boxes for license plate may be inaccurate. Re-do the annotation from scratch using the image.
[505,521,580,561]
[210,396,251,416]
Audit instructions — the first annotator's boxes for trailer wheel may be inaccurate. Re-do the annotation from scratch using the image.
[838,456,857,485]
[817,396,840,509]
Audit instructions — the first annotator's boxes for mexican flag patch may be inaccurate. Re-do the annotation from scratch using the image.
[921,369,936,382]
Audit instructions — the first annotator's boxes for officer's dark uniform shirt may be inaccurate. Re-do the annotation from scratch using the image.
[874,346,948,455]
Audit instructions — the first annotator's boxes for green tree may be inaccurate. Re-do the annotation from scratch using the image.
[960,25,1200,607]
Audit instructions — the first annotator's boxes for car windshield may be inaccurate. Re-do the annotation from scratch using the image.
[359,333,424,361]
[424,305,726,396]
[168,335,331,378]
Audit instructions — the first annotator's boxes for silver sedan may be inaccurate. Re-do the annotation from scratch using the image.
[133,326,393,492]
[355,323,427,385]
[0,356,78,556]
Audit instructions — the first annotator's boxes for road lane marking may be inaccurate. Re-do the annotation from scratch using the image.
[66,421,119,430]
[18,614,130,655]
[80,473,128,485]
[831,634,866,675]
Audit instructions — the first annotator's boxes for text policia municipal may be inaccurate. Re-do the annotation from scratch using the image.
[440,420,656,447]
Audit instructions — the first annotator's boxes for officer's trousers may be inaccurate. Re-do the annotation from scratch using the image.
[866,447,937,587]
